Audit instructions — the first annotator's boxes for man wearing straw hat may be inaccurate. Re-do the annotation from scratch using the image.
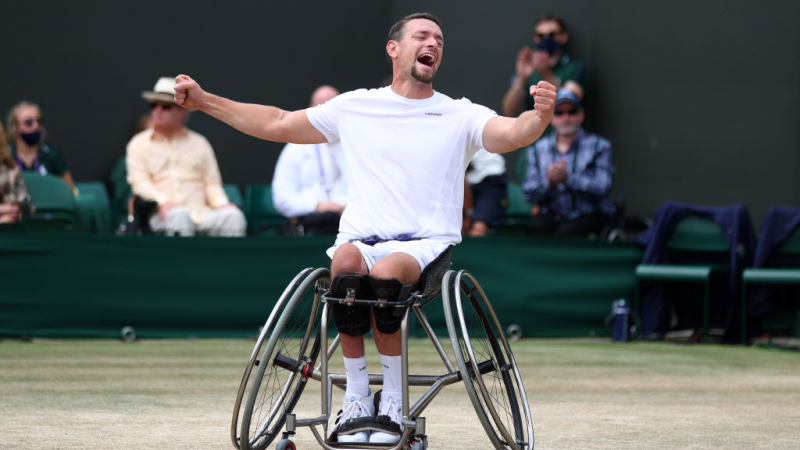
[126,77,246,237]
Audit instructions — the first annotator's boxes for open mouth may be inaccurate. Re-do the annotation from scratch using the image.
[417,52,436,67]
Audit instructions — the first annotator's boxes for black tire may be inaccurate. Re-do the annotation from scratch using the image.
[240,267,329,450]
[443,270,534,450]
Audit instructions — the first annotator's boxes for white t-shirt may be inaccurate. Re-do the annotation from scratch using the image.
[306,86,496,245]
[271,140,348,217]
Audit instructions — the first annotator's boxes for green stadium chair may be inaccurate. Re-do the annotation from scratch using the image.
[498,181,530,233]
[74,182,113,233]
[244,184,287,235]
[109,157,132,230]
[21,173,79,230]
[741,226,800,343]
[635,216,729,341]
[223,183,244,209]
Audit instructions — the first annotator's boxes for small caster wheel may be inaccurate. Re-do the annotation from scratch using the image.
[409,437,427,450]
[276,439,296,450]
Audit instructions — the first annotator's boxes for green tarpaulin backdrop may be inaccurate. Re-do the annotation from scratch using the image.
[0,233,642,339]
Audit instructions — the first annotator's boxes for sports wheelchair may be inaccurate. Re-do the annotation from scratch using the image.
[231,247,533,450]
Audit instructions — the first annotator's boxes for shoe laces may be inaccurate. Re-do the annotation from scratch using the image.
[378,396,403,425]
[336,395,372,424]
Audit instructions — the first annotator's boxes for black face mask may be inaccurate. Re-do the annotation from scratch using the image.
[20,130,42,146]
[537,36,561,56]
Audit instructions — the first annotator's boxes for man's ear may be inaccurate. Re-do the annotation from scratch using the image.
[386,40,398,60]
[557,31,569,45]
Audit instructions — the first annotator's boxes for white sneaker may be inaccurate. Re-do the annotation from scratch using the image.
[332,391,374,443]
[368,395,403,444]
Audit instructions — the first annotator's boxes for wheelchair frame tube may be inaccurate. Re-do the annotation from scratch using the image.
[401,307,410,424]
[412,304,457,374]
[320,302,330,434]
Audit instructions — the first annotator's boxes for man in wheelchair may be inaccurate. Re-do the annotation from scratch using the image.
[174,12,556,445]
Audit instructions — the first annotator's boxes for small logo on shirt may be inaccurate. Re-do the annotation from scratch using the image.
[425,112,442,116]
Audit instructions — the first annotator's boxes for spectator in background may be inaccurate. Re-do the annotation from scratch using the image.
[272,85,348,235]
[5,101,76,191]
[126,77,246,237]
[0,121,31,224]
[463,149,507,236]
[522,88,615,237]
[501,14,586,117]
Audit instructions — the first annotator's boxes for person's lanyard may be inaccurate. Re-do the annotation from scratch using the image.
[16,153,43,174]
[315,144,333,201]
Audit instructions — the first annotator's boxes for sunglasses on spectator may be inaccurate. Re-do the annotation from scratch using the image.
[149,102,174,110]
[22,118,44,127]
[536,32,559,39]
[553,108,580,117]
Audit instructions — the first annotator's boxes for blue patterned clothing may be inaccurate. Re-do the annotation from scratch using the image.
[522,129,615,219]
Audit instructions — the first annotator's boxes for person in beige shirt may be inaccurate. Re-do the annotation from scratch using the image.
[126,77,246,237]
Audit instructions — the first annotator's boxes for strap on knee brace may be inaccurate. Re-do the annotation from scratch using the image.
[368,276,413,307]
[330,271,369,305]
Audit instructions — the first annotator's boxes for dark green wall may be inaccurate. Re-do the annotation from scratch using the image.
[3,0,798,227]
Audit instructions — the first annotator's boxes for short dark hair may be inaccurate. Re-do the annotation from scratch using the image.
[534,14,568,33]
[387,12,442,43]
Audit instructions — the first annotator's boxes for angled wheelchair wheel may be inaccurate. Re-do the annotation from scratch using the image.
[239,267,329,450]
[231,267,316,449]
[443,270,534,450]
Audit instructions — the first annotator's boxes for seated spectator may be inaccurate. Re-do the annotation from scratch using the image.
[0,121,31,224]
[272,85,347,235]
[5,101,76,191]
[522,88,615,237]
[126,77,246,237]
[463,149,507,237]
[501,13,586,118]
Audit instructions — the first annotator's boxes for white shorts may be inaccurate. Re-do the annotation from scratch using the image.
[326,238,451,272]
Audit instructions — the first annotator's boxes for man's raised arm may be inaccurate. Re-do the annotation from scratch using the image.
[483,80,557,154]
[173,74,327,145]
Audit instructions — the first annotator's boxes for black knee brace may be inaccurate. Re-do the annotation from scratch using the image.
[330,272,371,337]
[370,276,413,334]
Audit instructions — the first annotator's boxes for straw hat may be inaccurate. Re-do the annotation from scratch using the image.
[141,77,177,104]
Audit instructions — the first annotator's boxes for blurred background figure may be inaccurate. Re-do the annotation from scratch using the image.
[126,77,246,237]
[501,13,586,117]
[463,149,508,237]
[6,101,75,191]
[0,121,31,225]
[272,85,348,236]
[522,88,615,237]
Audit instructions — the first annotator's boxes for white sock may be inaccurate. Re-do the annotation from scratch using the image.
[343,356,370,398]
[379,354,402,401]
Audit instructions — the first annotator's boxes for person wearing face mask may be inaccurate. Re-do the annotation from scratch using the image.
[501,14,586,118]
[522,88,615,237]
[5,101,76,191]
